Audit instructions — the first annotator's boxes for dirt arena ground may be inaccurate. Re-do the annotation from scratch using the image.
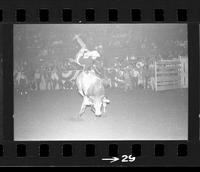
[14,88,188,141]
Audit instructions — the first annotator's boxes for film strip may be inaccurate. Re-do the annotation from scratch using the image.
[0,0,199,167]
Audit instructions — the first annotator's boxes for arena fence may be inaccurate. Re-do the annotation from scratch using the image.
[154,56,188,91]
[180,56,188,88]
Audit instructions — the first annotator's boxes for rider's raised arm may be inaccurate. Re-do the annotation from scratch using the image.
[73,34,87,49]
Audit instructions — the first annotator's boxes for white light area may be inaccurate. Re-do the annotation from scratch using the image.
[14,89,188,141]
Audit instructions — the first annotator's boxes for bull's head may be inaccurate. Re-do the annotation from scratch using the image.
[89,95,109,117]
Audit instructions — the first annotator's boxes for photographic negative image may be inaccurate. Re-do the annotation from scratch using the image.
[13,24,188,141]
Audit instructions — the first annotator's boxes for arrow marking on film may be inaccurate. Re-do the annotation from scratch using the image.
[102,157,119,163]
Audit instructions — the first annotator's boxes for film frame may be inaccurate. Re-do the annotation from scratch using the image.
[0,0,199,167]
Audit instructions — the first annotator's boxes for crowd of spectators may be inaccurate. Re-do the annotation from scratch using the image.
[13,25,188,94]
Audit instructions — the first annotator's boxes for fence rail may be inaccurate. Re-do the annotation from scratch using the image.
[154,57,187,91]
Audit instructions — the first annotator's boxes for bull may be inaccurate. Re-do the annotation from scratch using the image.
[76,70,110,117]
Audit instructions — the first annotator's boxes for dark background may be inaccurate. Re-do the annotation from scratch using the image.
[0,25,3,140]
